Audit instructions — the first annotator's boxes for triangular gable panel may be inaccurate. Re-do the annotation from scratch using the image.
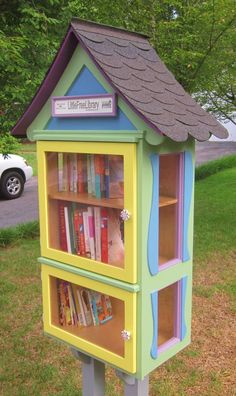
[46,65,136,131]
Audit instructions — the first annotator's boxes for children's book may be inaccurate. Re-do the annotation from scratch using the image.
[79,288,93,326]
[64,206,72,254]
[109,155,124,198]
[101,208,108,263]
[92,292,113,324]
[87,154,92,194]
[78,208,86,256]
[94,207,101,261]
[90,154,96,196]
[58,201,68,252]
[88,207,95,260]
[76,287,88,326]
[71,284,85,327]
[82,210,91,258]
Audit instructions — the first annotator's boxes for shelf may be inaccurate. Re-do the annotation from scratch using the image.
[159,196,177,207]
[48,191,124,209]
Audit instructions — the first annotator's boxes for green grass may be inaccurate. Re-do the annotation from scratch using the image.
[195,154,236,181]
[194,167,236,260]
[1,167,236,394]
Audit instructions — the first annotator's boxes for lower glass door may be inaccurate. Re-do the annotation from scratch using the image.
[41,263,136,373]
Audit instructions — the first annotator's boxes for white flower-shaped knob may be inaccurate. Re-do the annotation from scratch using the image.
[120,209,130,221]
[121,330,131,341]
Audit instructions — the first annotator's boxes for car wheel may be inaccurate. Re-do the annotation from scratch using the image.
[0,171,25,199]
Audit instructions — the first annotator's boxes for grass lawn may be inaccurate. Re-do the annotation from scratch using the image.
[18,142,37,176]
[0,168,236,395]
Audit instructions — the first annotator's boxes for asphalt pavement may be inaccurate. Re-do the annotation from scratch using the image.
[0,141,236,229]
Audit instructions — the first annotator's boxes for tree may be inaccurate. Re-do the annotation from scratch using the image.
[0,0,235,139]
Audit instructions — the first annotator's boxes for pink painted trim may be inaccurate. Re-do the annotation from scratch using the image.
[159,258,181,271]
[51,94,117,117]
[158,337,180,354]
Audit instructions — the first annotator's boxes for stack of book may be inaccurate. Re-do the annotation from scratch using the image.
[58,153,124,199]
[58,202,124,264]
[57,279,113,327]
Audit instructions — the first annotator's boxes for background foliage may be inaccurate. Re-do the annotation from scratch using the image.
[0,0,235,140]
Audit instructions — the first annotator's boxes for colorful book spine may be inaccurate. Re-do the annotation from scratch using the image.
[62,281,72,325]
[62,153,68,192]
[87,154,92,194]
[71,284,84,327]
[67,283,77,326]
[58,153,64,192]
[94,207,101,261]
[86,290,98,326]
[76,287,87,326]
[100,155,106,198]
[78,209,86,256]
[95,155,101,198]
[77,154,84,193]
[68,204,76,254]
[88,207,95,260]
[57,279,66,326]
[90,154,96,196]
[80,288,93,326]
[68,154,74,192]
[72,153,78,193]
[101,208,108,263]
[83,211,91,258]
[64,206,72,254]
[58,202,68,252]
[73,206,80,255]
[104,155,110,198]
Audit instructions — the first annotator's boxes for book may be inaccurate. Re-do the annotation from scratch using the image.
[101,208,108,263]
[76,287,88,326]
[57,279,66,325]
[78,208,86,256]
[68,203,76,254]
[90,154,96,196]
[72,153,78,193]
[108,209,124,265]
[87,154,92,194]
[64,206,72,254]
[94,155,101,198]
[109,155,124,198]
[73,205,80,255]
[99,155,106,198]
[58,153,64,192]
[71,284,85,327]
[67,283,78,326]
[62,281,73,325]
[58,201,68,252]
[92,292,113,324]
[77,154,84,193]
[87,207,95,260]
[104,155,110,198]
[79,288,93,326]
[94,207,101,261]
[86,289,99,326]
[82,210,91,258]
[62,153,69,192]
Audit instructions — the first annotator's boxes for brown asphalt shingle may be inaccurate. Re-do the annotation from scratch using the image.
[71,18,228,142]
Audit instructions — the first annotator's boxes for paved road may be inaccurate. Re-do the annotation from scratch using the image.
[0,141,236,229]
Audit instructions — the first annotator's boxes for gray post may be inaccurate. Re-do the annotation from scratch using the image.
[116,370,149,396]
[71,349,105,396]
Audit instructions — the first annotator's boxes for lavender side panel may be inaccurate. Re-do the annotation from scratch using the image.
[150,291,158,359]
[147,154,159,276]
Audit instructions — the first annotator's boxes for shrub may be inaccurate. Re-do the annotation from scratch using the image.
[195,154,236,181]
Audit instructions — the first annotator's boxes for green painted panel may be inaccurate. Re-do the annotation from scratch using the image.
[38,257,140,293]
[136,137,195,379]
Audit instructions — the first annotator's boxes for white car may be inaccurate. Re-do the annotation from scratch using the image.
[0,154,33,199]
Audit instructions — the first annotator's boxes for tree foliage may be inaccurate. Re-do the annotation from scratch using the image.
[0,0,235,140]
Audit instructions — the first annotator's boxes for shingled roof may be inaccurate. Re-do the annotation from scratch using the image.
[12,18,228,141]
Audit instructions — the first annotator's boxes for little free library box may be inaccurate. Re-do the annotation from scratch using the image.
[12,19,227,381]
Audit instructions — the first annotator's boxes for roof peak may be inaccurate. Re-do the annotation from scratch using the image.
[71,17,149,41]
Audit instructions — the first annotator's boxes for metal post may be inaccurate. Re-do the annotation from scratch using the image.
[71,349,105,396]
[116,370,149,396]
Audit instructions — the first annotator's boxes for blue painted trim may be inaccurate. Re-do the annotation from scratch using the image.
[150,291,158,359]
[181,276,188,340]
[182,151,194,261]
[147,154,159,275]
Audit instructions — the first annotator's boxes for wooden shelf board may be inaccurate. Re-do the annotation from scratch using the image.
[55,315,124,357]
[48,191,124,209]
[159,196,177,207]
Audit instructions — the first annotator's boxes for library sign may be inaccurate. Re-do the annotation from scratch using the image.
[52,94,117,117]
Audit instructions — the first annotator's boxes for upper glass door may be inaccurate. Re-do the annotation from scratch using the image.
[37,141,137,284]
